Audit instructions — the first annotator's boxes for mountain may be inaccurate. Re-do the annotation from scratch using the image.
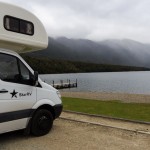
[28,37,150,68]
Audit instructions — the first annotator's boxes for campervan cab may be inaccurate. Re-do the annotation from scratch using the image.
[0,2,62,136]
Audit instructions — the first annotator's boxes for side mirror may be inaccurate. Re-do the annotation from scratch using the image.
[33,71,38,86]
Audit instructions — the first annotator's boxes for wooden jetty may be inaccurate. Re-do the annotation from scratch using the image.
[51,79,77,89]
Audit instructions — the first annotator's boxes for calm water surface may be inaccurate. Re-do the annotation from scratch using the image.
[40,71,150,94]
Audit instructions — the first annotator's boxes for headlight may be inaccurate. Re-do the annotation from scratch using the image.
[56,91,61,99]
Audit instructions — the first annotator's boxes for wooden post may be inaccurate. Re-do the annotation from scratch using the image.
[76,79,77,87]
[61,80,63,87]
[69,79,70,88]
[53,80,54,87]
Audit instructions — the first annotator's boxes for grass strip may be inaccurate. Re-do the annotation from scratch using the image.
[62,97,150,122]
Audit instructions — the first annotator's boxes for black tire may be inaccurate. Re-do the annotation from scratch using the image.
[31,109,53,136]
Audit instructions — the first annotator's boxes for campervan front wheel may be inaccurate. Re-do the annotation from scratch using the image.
[31,109,53,136]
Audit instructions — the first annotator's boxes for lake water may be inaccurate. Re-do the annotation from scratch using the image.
[40,71,150,94]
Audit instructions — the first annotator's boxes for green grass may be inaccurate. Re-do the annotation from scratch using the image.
[62,97,150,122]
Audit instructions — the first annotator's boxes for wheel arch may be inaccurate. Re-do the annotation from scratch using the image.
[32,99,56,119]
[24,100,56,135]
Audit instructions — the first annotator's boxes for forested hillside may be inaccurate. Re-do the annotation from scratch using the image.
[22,55,150,74]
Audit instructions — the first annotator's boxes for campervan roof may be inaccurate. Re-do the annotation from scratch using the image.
[0,2,48,53]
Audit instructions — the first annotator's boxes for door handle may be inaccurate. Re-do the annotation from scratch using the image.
[0,89,8,93]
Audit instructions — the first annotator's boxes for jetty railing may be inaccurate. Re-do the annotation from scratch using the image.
[51,79,77,89]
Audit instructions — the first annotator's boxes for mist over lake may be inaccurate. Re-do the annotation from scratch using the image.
[40,71,150,95]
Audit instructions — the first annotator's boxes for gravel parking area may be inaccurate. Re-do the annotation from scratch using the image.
[0,92,149,150]
[0,119,150,150]
[61,92,150,103]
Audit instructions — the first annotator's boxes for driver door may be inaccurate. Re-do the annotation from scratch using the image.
[0,53,36,133]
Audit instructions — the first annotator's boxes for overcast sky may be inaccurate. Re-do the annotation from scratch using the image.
[1,0,150,43]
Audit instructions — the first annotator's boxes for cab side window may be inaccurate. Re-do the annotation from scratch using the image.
[0,53,33,85]
[0,53,19,82]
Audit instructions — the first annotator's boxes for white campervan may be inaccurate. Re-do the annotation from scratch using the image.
[0,2,62,136]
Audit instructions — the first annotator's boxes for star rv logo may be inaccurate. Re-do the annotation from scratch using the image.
[10,90,18,98]
[10,90,32,98]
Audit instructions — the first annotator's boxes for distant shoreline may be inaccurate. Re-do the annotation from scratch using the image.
[61,92,150,104]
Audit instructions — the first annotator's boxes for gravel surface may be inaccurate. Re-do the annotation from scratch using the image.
[0,119,150,150]
[61,112,150,133]
[61,92,150,103]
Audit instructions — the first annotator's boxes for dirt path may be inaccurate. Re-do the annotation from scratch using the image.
[61,111,150,134]
[61,91,150,103]
[0,119,150,150]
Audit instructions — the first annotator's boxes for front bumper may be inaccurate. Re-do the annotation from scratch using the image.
[53,104,63,119]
